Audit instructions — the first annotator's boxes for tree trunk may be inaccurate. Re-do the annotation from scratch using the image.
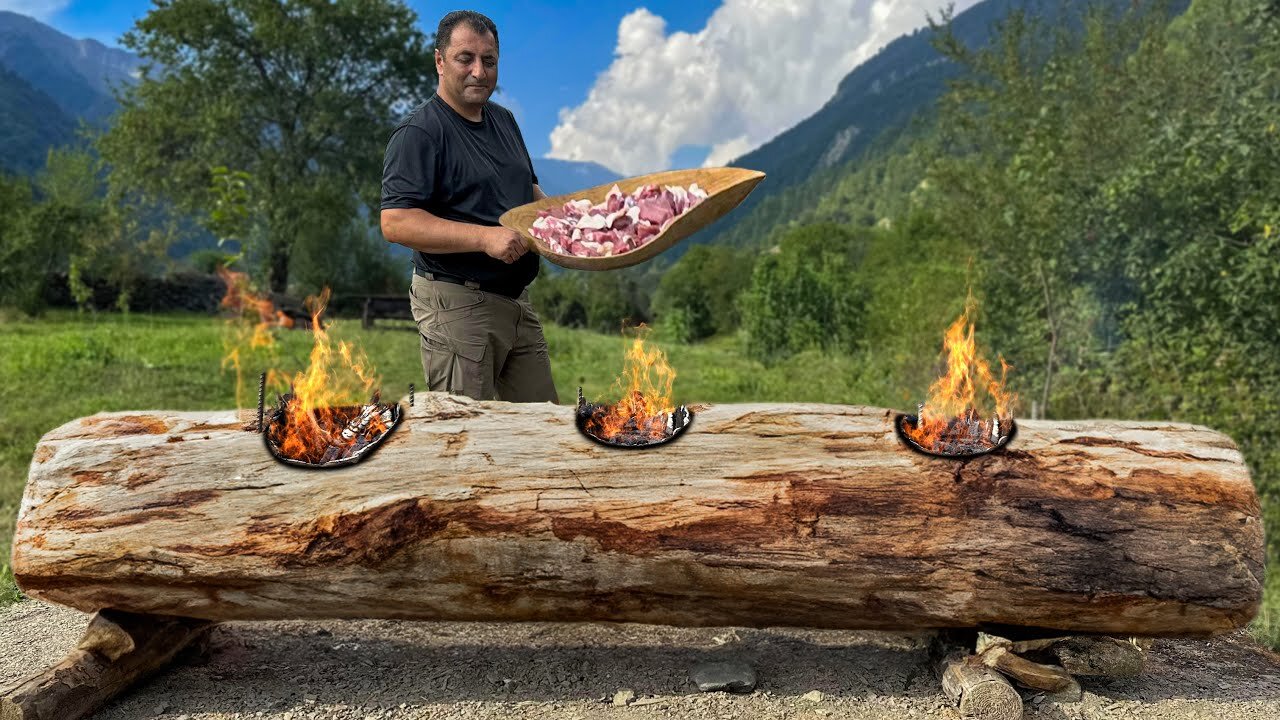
[12,393,1263,634]
[267,235,290,294]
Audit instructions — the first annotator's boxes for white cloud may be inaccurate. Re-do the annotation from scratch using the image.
[703,135,753,168]
[0,1,70,21]
[548,0,978,175]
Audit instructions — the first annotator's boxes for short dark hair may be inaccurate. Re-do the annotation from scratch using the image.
[436,10,499,54]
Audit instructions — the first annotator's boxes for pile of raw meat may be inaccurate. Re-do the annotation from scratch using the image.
[529,182,710,258]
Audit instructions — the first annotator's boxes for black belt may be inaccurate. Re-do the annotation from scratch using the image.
[414,268,522,299]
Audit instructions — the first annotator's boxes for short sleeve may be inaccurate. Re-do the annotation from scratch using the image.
[381,125,437,210]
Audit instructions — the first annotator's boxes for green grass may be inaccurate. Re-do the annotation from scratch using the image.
[1,310,1275,655]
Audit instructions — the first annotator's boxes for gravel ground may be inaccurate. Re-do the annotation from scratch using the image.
[3,598,1279,720]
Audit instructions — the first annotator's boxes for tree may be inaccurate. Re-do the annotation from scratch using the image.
[738,223,870,363]
[1096,0,1280,449]
[44,147,174,312]
[0,174,40,313]
[98,0,436,292]
[583,272,648,335]
[529,271,588,328]
[0,144,176,314]
[920,3,1280,650]
[652,244,753,342]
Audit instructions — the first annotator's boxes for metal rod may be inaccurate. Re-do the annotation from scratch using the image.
[256,371,266,433]
[409,383,415,407]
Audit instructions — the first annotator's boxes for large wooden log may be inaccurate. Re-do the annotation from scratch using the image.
[11,393,1263,634]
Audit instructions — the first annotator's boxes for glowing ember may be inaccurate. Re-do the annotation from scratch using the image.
[265,392,400,467]
[579,325,691,446]
[905,294,1016,456]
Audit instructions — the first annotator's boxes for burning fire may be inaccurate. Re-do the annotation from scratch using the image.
[269,288,388,464]
[218,268,390,464]
[906,294,1016,453]
[586,325,678,444]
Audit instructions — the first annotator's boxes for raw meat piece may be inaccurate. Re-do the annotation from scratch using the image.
[528,182,709,258]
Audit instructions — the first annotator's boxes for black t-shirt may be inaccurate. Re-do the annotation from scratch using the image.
[381,94,540,294]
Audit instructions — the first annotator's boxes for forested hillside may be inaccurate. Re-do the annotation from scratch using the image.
[0,65,77,174]
[691,0,1191,257]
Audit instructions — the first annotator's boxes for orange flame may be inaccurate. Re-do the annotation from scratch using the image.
[588,325,676,443]
[907,293,1015,448]
[217,266,288,409]
[271,289,387,463]
[216,266,293,345]
[218,269,387,462]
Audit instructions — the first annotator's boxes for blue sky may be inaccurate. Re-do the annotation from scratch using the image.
[2,0,975,174]
[26,0,721,164]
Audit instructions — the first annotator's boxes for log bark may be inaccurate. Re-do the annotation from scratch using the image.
[0,610,214,720]
[939,652,1023,720]
[11,393,1264,634]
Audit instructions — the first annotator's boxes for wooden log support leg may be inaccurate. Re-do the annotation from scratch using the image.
[0,609,216,720]
[977,633,1072,691]
[939,651,1024,720]
[979,644,1075,692]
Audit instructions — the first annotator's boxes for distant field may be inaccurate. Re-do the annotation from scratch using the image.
[2,310,1275,653]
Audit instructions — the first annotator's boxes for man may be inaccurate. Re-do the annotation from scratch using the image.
[381,10,558,404]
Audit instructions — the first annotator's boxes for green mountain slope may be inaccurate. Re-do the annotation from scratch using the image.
[0,10,142,120]
[0,64,77,175]
[692,0,1189,255]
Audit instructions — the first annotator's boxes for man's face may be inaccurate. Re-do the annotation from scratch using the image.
[435,24,497,108]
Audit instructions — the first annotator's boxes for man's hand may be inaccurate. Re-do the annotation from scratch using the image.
[482,226,529,264]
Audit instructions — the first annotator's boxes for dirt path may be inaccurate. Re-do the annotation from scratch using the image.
[3,598,1278,719]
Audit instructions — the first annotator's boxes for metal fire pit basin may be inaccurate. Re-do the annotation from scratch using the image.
[575,387,693,449]
[264,402,403,469]
[895,413,1017,459]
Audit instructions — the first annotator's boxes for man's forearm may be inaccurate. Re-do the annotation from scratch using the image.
[533,183,547,201]
[381,208,489,254]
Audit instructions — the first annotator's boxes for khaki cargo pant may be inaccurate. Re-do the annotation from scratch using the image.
[409,273,559,403]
